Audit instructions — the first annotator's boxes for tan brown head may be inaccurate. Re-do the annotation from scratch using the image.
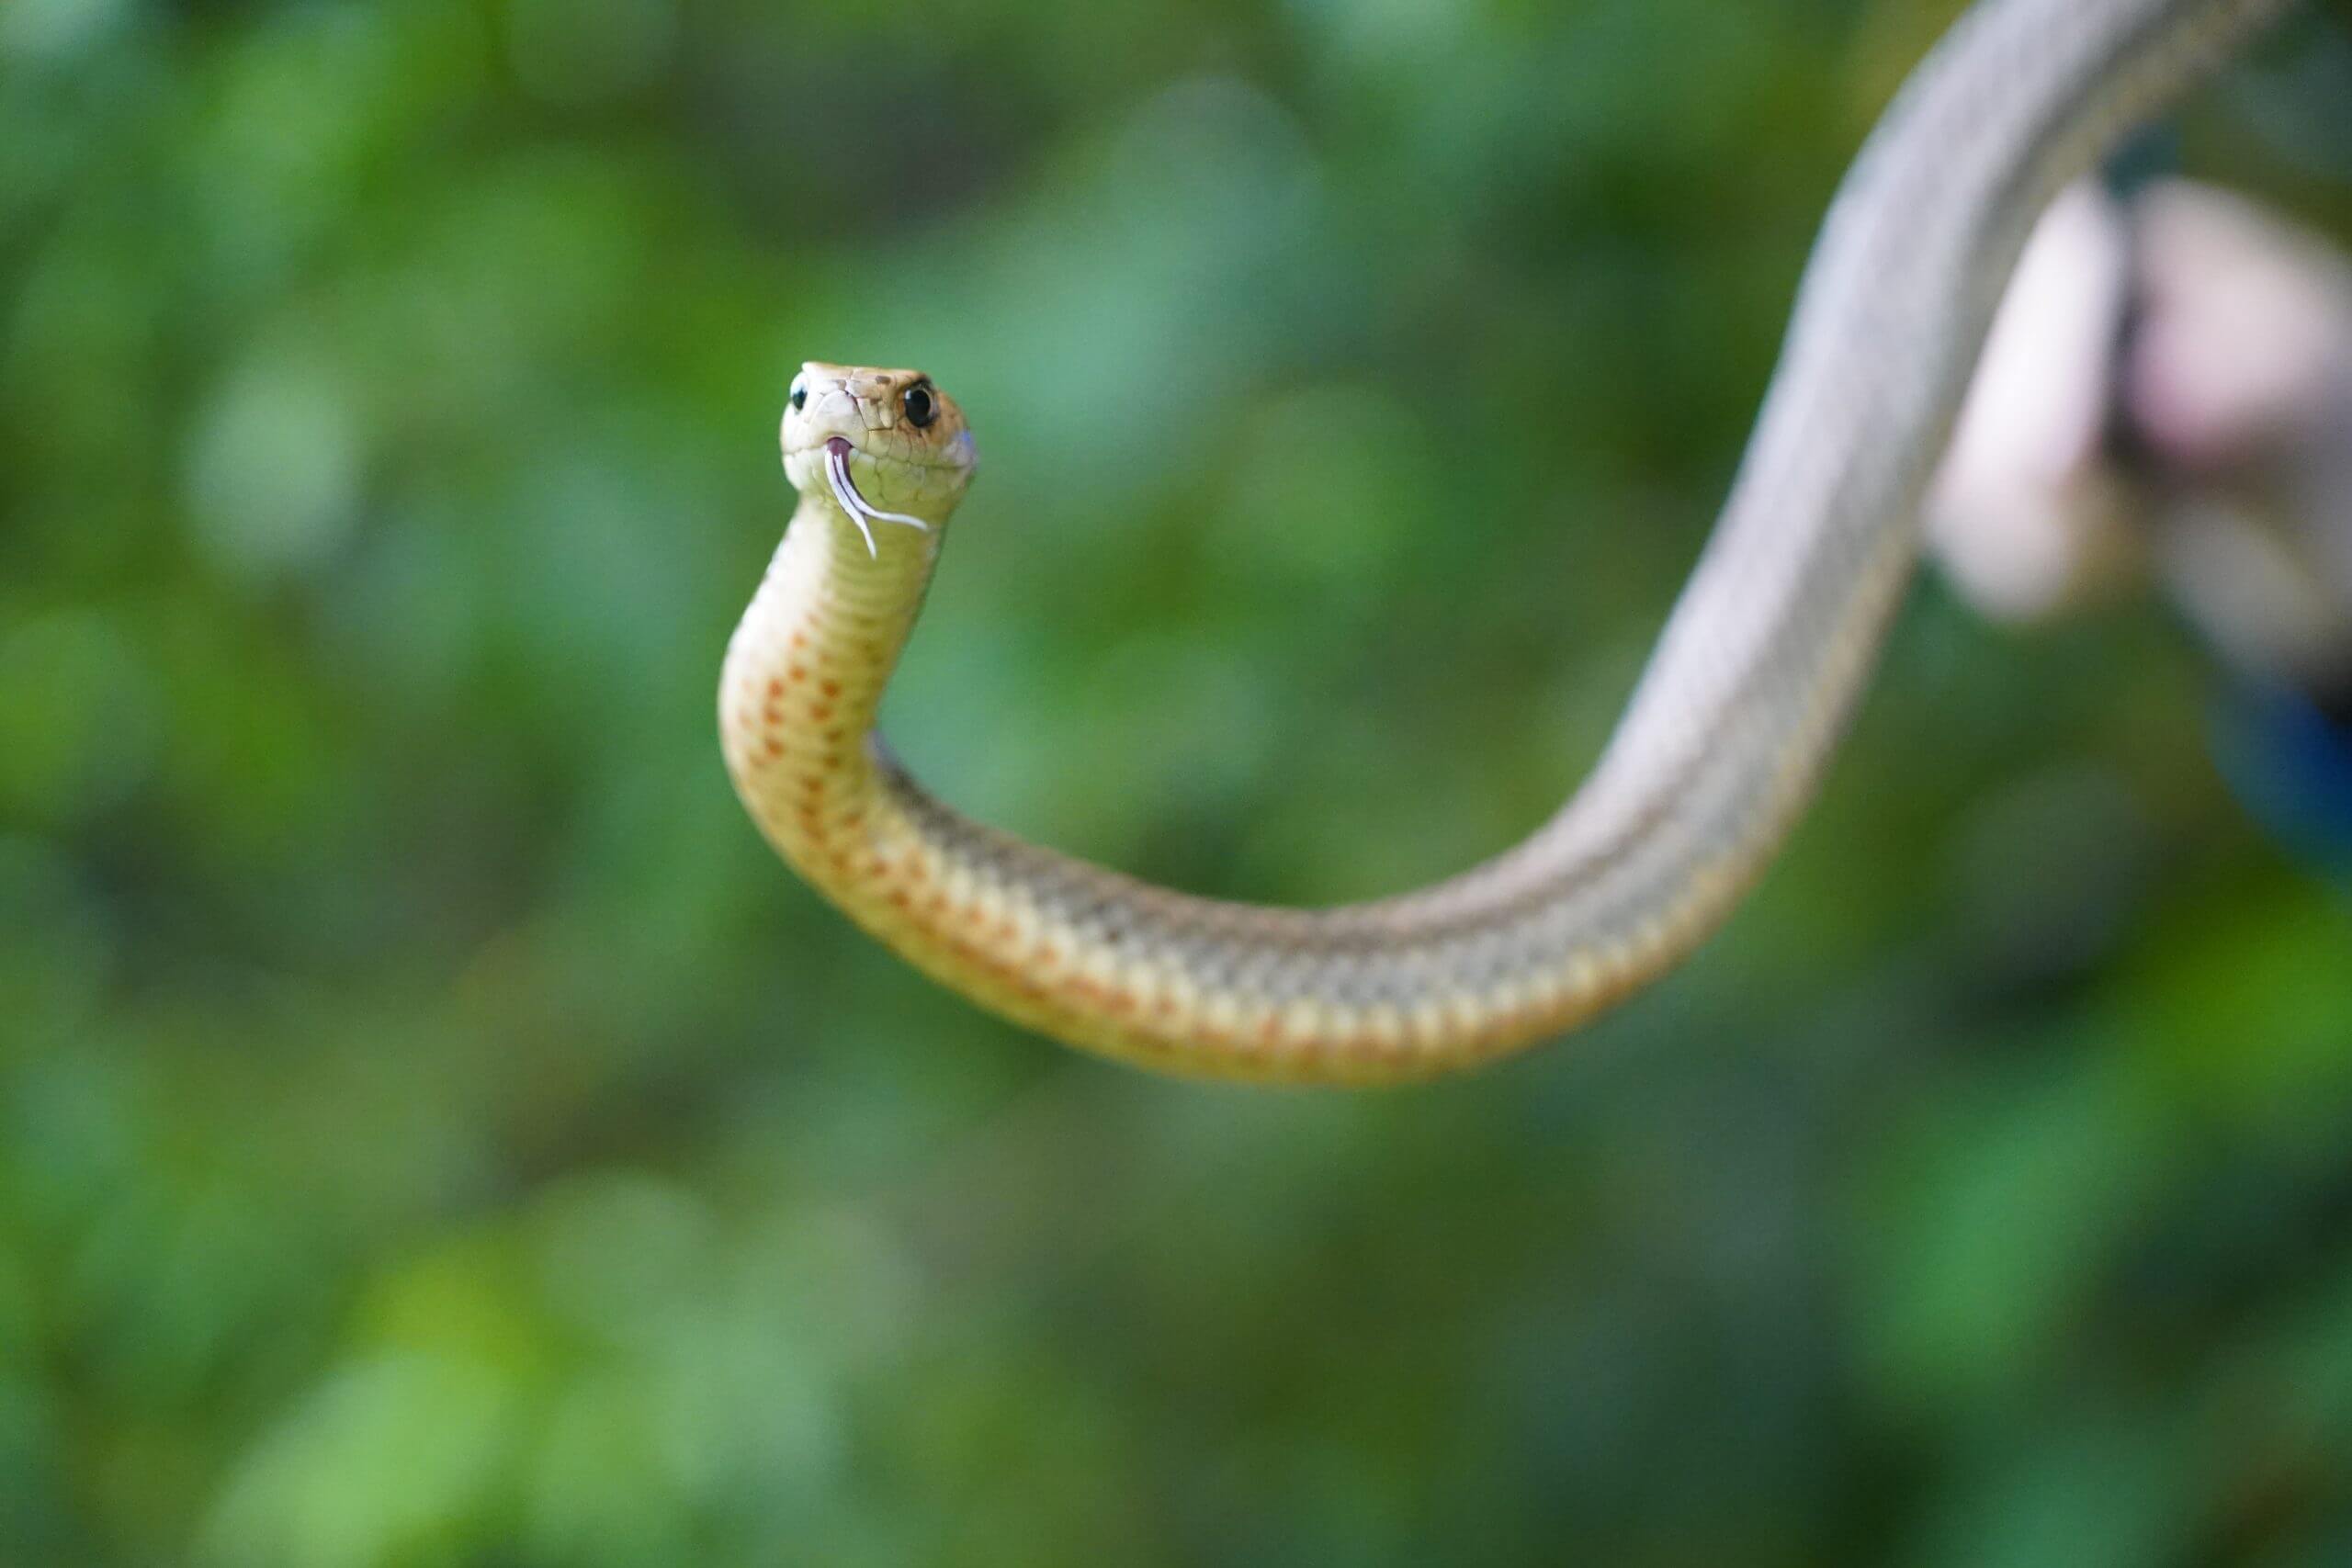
[781,363,977,552]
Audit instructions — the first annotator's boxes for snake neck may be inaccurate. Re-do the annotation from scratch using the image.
[720,498,941,906]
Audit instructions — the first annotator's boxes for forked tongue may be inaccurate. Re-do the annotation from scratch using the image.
[824,436,931,558]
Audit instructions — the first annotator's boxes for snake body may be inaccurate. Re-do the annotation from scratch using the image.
[724,0,2294,1083]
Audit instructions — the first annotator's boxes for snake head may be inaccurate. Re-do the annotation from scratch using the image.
[782,363,977,548]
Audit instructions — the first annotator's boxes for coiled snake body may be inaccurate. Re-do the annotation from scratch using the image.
[724,0,2295,1083]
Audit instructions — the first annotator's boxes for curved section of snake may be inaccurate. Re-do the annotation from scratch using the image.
[723,0,2296,1083]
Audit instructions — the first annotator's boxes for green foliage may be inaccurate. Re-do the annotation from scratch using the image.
[5,1,2351,1562]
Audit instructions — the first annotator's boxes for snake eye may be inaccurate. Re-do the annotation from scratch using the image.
[902,383,936,430]
[789,382,807,412]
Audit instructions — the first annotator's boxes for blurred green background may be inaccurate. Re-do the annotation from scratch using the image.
[7,0,2352,1563]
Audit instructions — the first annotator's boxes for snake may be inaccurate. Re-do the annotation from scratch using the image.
[722,0,2297,1084]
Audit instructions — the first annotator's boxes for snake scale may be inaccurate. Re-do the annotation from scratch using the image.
[723,0,2298,1083]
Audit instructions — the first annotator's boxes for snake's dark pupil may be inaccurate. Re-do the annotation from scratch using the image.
[903,385,935,428]
[790,386,807,412]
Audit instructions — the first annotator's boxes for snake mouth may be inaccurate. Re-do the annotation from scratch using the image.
[820,435,932,558]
